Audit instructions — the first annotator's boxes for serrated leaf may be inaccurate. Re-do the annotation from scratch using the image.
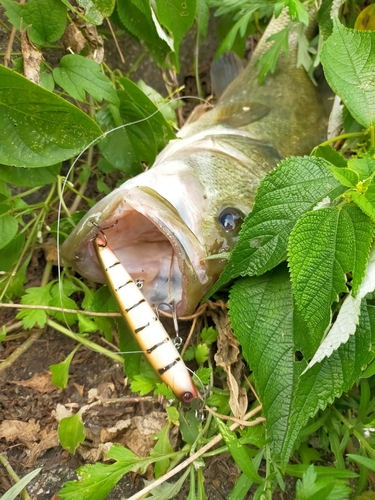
[17,283,53,328]
[0,215,18,250]
[53,55,119,105]
[59,444,166,500]
[130,374,157,395]
[306,244,375,370]
[256,26,290,84]
[194,367,212,385]
[200,327,218,344]
[327,165,358,187]
[50,346,80,389]
[0,65,101,168]
[289,205,374,337]
[348,155,375,179]
[206,156,345,300]
[285,0,309,25]
[215,417,261,483]
[229,264,300,455]
[312,145,347,168]
[0,164,60,187]
[58,413,85,453]
[321,20,375,128]
[281,300,375,462]
[351,185,375,220]
[195,343,209,364]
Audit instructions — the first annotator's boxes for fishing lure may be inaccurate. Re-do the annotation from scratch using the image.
[93,233,199,403]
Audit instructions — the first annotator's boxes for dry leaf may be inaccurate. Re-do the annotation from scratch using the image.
[121,411,167,457]
[0,419,40,444]
[10,371,56,393]
[52,403,74,421]
[61,22,87,54]
[211,310,248,419]
[21,31,42,84]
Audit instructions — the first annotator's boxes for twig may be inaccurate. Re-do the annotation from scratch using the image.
[0,452,31,500]
[181,315,198,357]
[106,18,125,64]
[0,302,122,317]
[205,405,265,427]
[0,329,43,374]
[3,0,26,67]
[126,405,263,500]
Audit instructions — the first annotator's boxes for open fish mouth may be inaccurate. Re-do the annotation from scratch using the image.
[62,186,207,315]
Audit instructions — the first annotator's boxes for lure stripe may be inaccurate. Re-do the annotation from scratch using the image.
[158,357,180,374]
[93,236,199,402]
[115,279,133,291]
[134,322,150,333]
[146,337,169,354]
[125,298,146,312]
[106,261,121,270]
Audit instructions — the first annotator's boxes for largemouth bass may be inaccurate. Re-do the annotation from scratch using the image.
[61,10,329,316]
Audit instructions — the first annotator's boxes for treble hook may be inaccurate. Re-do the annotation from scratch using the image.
[156,301,181,349]
[89,219,118,247]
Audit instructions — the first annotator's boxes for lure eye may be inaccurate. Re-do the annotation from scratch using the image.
[182,392,194,403]
[218,208,244,233]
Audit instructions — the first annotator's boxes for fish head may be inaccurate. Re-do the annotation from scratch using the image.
[61,131,269,316]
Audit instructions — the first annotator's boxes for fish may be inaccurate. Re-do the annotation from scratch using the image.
[61,9,329,317]
[93,234,199,402]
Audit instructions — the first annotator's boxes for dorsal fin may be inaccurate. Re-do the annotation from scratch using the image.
[210,52,244,98]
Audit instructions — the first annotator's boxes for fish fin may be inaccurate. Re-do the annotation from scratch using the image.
[210,52,244,98]
[213,102,270,128]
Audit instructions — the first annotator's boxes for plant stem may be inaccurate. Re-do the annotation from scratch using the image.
[46,318,125,363]
[0,453,31,500]
[316,131,366,149]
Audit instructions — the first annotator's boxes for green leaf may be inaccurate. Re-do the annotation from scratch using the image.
[0,65,102,167]
[288,205,374,337]
[17,283,53,328]
[96,103,154,175]
[306,244,375,369]
[0,164,60,187]
[347,454,375,472]
[59,444,166,499]
[0,215,18,250]
[281,299,375,462]
[76,0,104,24]
[327,165,358,187]
[206,156,345,300]
[0,233,25,272]
[152,423,173,478]
[295,464,352,500]
[351,185,375,221]
[130,374,157,395]
[194,367,212,386]
[143,468,190,499]
[2,468,42,500]
[321,19,375,128]
[179,409,200,445]
[215,417,261,483]
[317,0,333,40]
[116,0,170,67]
[119,78,175,149]
[91,0,115,17]
[195,343,209,364]
[58,413,86,453]
[285,0,309,25]
[348,155,375,179]
[256,26,290,84]
[229,264,300,456]
[153,0,196,58]
[50,346,80,389]
[200,326,218,344]
[53,55,119,105]
[311,145,347,169]
[1,0,66,44]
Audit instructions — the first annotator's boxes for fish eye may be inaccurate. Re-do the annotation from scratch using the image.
[218,208,244,232]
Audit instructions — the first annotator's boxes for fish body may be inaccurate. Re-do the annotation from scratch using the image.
[62,10,329,316]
